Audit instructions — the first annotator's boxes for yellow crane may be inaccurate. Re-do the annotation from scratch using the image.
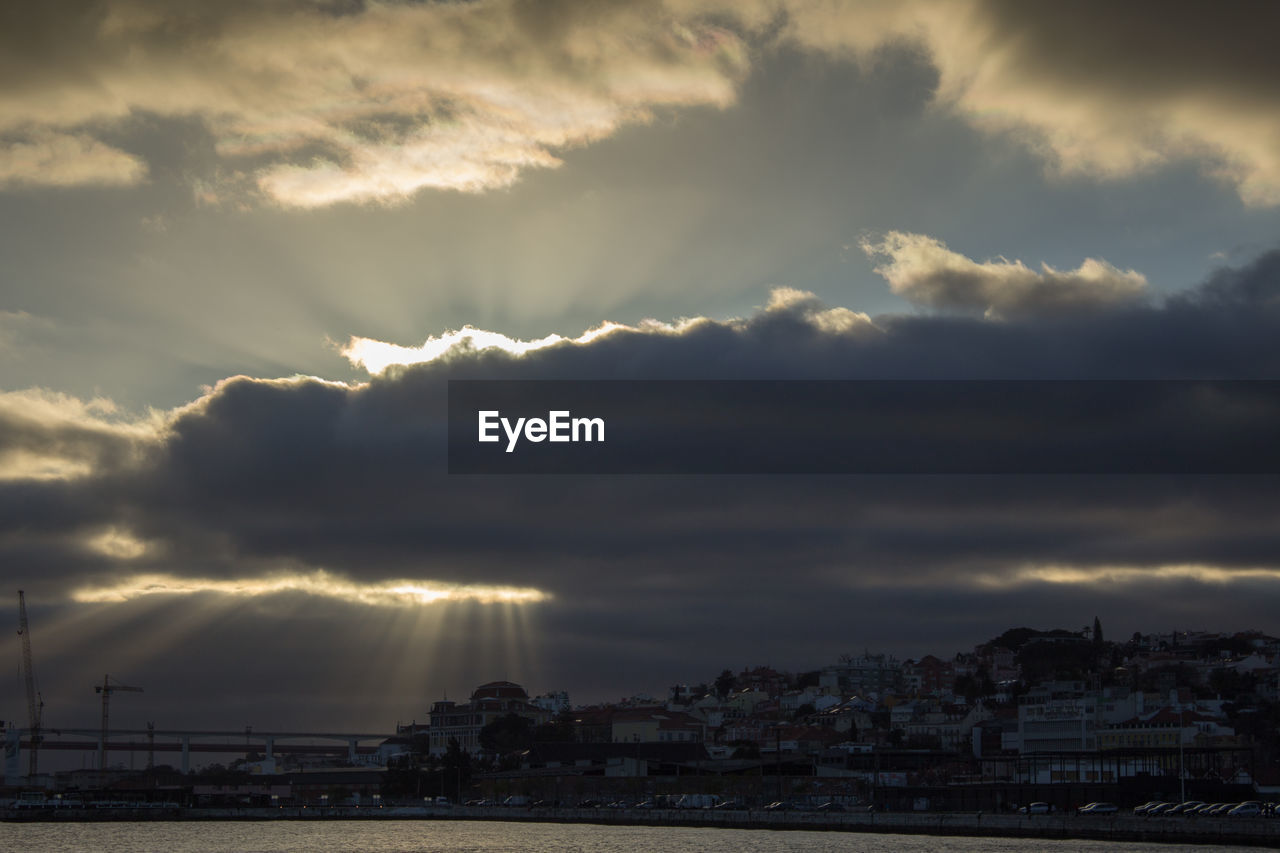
[16,590,44,780]
[95,675,143,770]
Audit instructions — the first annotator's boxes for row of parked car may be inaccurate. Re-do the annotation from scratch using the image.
[571,798,696,810]
[1132,800,1276,817]
[461,797,866,812]
[759,801,858,812]
[1022,800,1276,818]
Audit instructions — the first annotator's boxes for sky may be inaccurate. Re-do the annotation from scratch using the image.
[3,0,1280,740]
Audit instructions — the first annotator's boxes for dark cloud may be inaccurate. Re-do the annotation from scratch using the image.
[963,0,1280,205]
[976,0,1280,100]
[781,0,1280,205]
[3,248,1280,725]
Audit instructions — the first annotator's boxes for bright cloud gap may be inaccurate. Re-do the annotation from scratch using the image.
[977,564,1280,589]
[341,319,691,374]
[72,572,549,607]
[340,287,876,374]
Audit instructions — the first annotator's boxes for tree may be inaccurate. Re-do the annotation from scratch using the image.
[982,627,1041,654]
[1208,667,1256,697]
[954,673,982,705]
[1016,639,1096,682]
[381,732,436,800]
[795,671,821,690]
[715,669,735,700]
[442,737,472,801]
[533,708,577,743]
[479,713,535,754]
[1092,617,1104,646]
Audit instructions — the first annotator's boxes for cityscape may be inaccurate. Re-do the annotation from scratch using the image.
[7,620,1280,818]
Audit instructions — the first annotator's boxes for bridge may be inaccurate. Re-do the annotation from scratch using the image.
[5,728,396,774]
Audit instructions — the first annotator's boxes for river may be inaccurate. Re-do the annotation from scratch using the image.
[0,820,1265,853]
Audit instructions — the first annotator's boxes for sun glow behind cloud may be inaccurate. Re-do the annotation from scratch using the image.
[340,319,686,374]
[339,287,877,374]
[72,571,550,608]
[0,388,163,481]
[977,563,1280,589]
[86,527,149,560]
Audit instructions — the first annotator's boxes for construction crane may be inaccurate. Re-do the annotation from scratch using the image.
[16,590,44,780]
[95,675,142,770]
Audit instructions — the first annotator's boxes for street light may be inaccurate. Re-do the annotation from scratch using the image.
[1179,704,1186,803]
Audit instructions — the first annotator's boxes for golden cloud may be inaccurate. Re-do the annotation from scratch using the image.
[73,570,550,607]
[862,230,1148,317]
[0,0,748,206]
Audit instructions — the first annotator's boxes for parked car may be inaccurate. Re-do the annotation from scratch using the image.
[1019,802,1051,815]
[1167,801,1205,815]
[1229,802,1263,817]
[1132,801,1162,815]
[673,794,720,809]
[1077,802,1118,815]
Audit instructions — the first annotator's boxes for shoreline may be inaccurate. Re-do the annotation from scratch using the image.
[6,805,1280,847]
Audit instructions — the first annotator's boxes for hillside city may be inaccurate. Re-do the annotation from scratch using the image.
[8,621,1280,812]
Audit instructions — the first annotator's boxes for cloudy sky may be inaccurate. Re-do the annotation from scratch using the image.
[3,0,1280,740]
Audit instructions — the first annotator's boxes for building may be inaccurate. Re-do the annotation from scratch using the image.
[427,681,550,756]
[1097,706,1234,751]
[531,691,570,713]
[819,653,903,696]
[903,655,956,697]
[1017,681,1096,753]
[610,709,704,744]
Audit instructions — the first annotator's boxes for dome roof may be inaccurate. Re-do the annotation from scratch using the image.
[471,680,529,701]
